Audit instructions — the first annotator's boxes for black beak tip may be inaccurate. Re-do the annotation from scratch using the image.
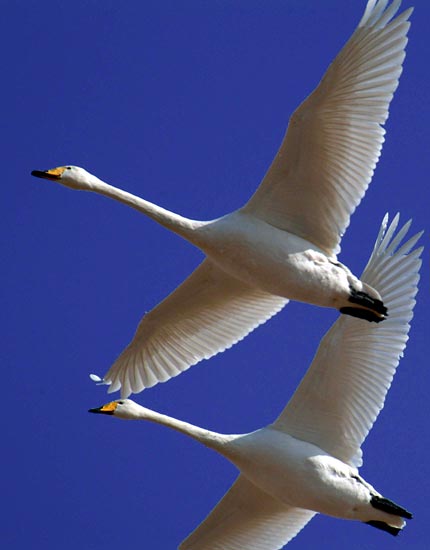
[31,169,60,181]
[31,170,44,178]
[88,407,114,415]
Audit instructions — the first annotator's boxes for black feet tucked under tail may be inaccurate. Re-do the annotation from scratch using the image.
[365,494,413,537]
[340,288,388,323]
[366,520,401,536]
[349,288,388,316]
[370,495,413,520]
[339,306,385,323]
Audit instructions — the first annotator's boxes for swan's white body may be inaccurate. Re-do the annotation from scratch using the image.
[199,211,362,306]
[33,0,412,396]
[90,214,422,549]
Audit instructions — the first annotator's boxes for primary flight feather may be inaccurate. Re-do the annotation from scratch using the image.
[32,0,412,396]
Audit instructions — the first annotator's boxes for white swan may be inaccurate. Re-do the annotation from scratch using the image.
[32,0,412,396]
[89,214,422,549]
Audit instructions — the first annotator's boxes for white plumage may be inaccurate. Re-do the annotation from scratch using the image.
[90,214,422,549]
[32,0,412,396]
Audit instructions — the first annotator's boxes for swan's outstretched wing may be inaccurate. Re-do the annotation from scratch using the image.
[180,474,315,550]
[244,1,412,256]
[100,259,287,397]
[273,214,422,467]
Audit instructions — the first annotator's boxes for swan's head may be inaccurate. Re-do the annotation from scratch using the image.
[31,165,94,191]
[89,399,143,420]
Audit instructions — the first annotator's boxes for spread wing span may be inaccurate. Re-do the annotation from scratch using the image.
[244,1,412,256]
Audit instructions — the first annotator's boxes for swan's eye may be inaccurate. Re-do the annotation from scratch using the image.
[66,166,71,170]
[118,400,124,405]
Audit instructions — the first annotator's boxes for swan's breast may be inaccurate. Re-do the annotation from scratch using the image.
[198,212,347,305]
[228,428,334,507]
[228,428,368,516]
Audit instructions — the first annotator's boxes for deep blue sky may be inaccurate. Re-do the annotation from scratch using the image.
[4,1,429,548]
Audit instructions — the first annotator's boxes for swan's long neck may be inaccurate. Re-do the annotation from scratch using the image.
[84,174,207,243]
[134,406,239,456]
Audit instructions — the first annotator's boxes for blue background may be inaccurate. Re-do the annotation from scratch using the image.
[4,1,429,548]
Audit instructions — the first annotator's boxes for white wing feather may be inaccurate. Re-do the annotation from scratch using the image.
[180,474,315,550]
[243,1,412,256]
[102,259,287,397]
[273,214,422,467]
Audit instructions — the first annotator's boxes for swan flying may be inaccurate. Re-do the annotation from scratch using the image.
[32,0,412,396]
[90,214,422,548]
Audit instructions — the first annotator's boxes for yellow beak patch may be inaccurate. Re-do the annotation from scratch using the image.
[45,166,67,177]
[88,400,119,415]
[99,401,118,413]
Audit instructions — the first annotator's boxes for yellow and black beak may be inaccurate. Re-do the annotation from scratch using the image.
[88,401,118,415]
[31,166,66,181]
